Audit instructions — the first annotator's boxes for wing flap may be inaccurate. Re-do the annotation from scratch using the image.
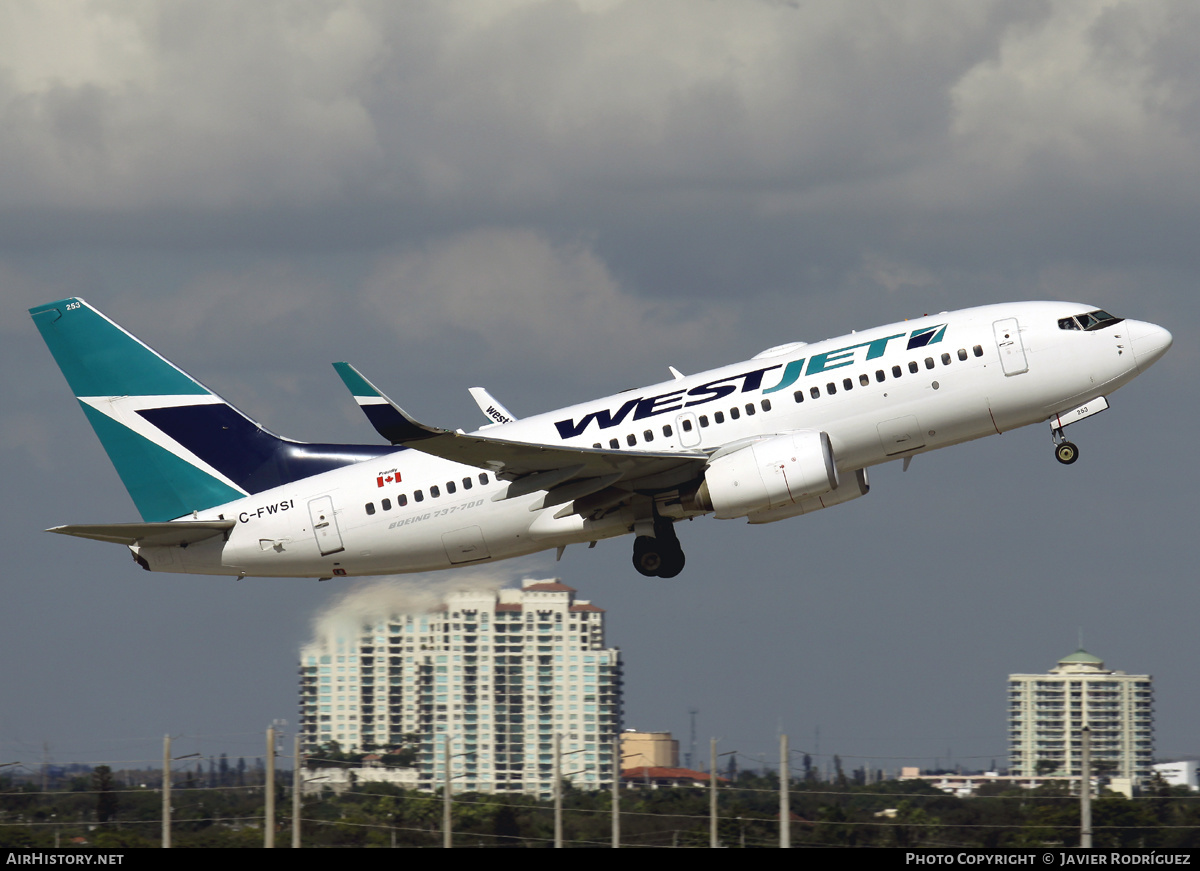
[48,520,235,547]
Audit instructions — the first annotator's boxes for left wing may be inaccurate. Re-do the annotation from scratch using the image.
[332,363,708,508]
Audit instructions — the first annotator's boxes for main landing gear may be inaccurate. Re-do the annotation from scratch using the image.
[632,517,686,578]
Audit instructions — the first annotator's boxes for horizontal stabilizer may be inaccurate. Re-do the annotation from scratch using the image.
[48,520,235,547]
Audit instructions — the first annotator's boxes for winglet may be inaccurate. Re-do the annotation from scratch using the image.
[333,362,447,444]
[467,387,519,426]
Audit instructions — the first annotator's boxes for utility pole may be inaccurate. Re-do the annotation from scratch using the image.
[292,733,302,849]
[442,734,452,849]
[611,737,620,848]
[1080,725,1092,848]
[780,733,790,848]
[162,735,171,849]
[265,726,275,848]
[710,738,718,848]
[554,733,564,848]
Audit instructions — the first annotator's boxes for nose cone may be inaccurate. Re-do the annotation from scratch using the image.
[1126,320,1173,372]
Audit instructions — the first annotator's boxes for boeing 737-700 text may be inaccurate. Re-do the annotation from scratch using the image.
[30,299,1171,579]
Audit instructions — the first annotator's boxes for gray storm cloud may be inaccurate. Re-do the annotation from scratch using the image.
[4,0,1198,221]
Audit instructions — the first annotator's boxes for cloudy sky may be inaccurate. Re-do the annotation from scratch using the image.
[2,0,1196,777]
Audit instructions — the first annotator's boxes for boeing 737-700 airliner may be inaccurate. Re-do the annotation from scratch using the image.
[30,299,1171,578]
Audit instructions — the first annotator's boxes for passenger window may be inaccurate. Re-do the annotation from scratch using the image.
[973,345,983,357]
[826,382,836,395]
[958,348,968,361]
[663,424,673,437]
[479,473,489,485]
[643,429,653,442]
[715,411,724,423]
[876,370,885,382]
[365,503,375,516]
[609,438,619,449]
[810,386,820,399]
[892,365,902,378]
[729,407,740,420]
[462,478,472,490]
[793,391,804,403]
[761,399,771,412]
[843,378,853,391]
[627,433,637,446]
[925,357,934,369]
[941,353,951,365]
[415,490,424,502]
[446,481,456,494]
[860,374,869,386]
[744,403,755,416]
[430,485,440,498]
[381,498,392,511]
[908,361,919,374]
[593,443,601,449]
[699,415,710,426]
[398,493,408,506]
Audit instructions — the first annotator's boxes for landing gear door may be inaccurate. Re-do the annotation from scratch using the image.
[993,318,1029,376]
[308,496,345,556]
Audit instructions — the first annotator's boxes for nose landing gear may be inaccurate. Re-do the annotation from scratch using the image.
[1051,422,1079,465]
[632,517,686,578]
[1048,397,1109,465]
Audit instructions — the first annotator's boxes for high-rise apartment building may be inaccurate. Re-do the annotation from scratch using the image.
[1008,649,1153,784]
[298,579,622,795]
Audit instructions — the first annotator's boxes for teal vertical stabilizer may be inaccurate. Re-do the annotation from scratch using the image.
[30,299,243,521]
[31,298,394,523]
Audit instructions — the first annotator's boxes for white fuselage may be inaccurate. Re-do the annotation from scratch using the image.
[135,302,1168,578]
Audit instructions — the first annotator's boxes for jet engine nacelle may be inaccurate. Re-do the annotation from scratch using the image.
[694,431,839,520]
[746,468,869,524]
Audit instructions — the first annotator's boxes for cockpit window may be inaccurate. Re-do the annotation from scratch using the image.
[1058,310,1124,332]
